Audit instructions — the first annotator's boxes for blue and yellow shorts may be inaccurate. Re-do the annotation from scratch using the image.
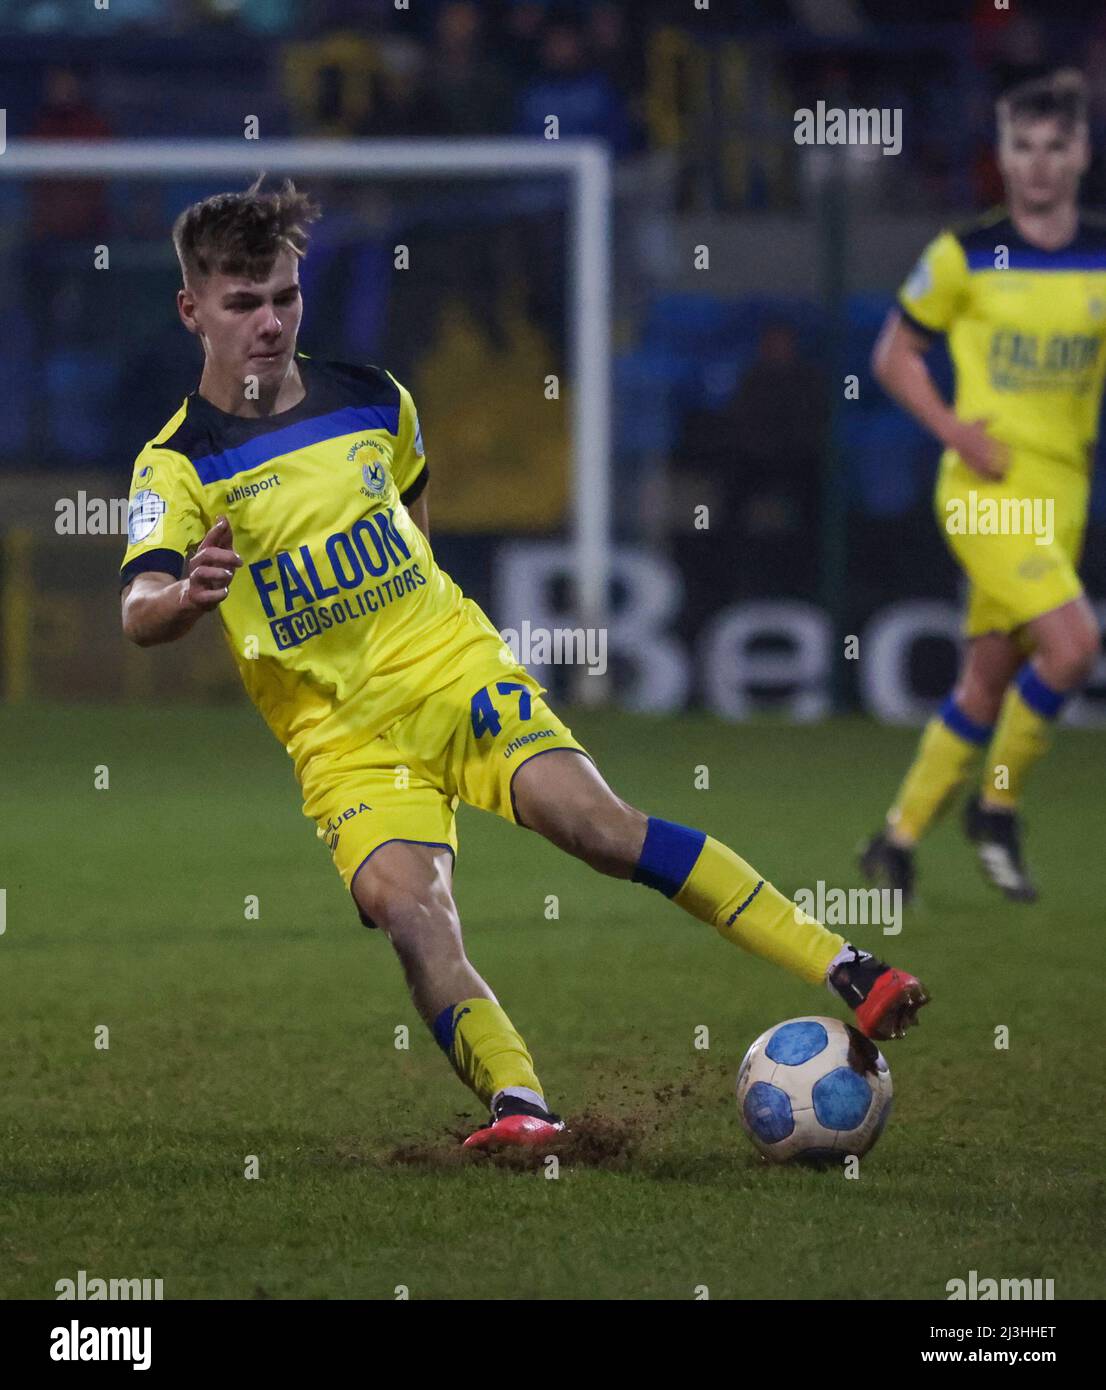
[299,661,591,922]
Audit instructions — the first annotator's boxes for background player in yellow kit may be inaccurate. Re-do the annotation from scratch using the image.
[861,70,1104,905]
[120,178,928,1150]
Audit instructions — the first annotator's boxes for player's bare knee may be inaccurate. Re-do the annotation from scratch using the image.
[356,871,454,946]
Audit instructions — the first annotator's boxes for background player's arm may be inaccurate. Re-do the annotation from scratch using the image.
[872,312,1009,480]
[121,516,241,646]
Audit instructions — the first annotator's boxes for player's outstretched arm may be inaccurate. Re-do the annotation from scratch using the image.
[121,516,242,647]
[872,310,1009,479]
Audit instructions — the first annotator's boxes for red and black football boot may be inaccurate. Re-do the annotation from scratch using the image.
[829,946,930,1041]
[463,1095,566,1150]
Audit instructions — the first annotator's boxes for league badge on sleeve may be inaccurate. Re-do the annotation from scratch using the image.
[128,489,167,545]
[414,414,425,458]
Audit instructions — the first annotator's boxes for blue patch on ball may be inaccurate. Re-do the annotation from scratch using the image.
[744,1081,794,1143]
[812,1066,872,1130]
[765,1020,829,1066]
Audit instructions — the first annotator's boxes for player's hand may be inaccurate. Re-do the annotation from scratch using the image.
[947,417,1010,480]
[181,516,242,612]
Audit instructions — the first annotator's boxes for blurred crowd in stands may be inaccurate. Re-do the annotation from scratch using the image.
[3,0,1106,559]
[7,1,1106,207]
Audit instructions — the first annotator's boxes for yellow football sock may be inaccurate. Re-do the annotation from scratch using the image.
[632,821,845,985]
[887,697,991,844]
[982,666,1065,811]
[433,998,543,1110]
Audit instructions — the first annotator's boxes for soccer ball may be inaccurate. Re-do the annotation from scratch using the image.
[735,1016,893,1166]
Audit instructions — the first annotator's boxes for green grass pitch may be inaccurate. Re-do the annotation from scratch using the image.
[2,702,1102,1299]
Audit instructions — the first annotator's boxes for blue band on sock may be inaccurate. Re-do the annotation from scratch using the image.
[432,1004,458,1055]
[1016,664,1067,720]
[938,694,993,747]
[631,817,706,898]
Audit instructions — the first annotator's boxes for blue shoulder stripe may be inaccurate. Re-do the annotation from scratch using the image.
[965,248,1106,272]
[191,405,400,485]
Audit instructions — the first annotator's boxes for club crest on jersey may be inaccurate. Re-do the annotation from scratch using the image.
[361,460,387,495]
[346,437,391,499]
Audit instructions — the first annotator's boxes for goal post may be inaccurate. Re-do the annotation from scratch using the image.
[0,137,614,699]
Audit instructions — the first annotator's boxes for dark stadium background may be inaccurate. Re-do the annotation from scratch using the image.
[1,0,1103,719]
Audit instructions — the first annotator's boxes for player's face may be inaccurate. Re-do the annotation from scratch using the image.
[181,248,304,389]
[998,116,1089,214]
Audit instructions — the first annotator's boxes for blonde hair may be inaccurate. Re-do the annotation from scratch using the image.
[172,174,321,286]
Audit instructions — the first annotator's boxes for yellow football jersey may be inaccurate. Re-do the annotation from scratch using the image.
[898,208,1106,472]
[119,354,512,778]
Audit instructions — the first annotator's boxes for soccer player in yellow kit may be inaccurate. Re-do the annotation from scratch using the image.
[861,71,1103,904]
[121,177,927,1150]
